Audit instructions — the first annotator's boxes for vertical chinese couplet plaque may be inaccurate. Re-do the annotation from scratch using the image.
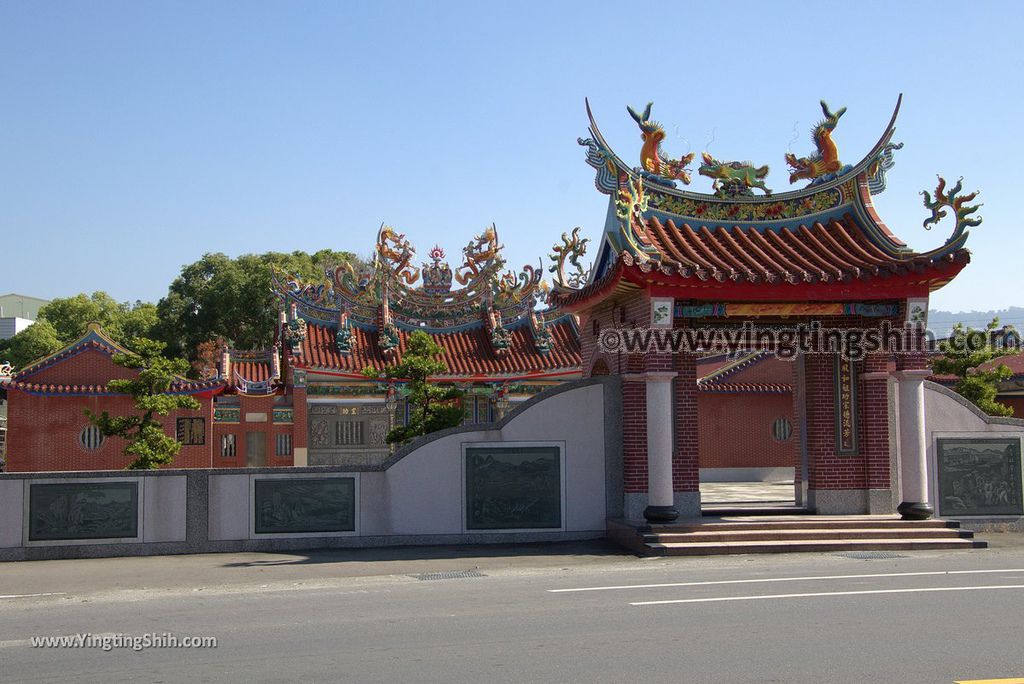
[834,355,858,454]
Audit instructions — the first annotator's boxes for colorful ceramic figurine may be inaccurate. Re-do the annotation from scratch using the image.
[698,152,771,197]
[785,101,848,184]
[627,102,694,184]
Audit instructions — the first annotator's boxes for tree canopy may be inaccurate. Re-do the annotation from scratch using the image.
[0,292,158,370]
[932,318,1016,417]
[363,330,464,444]
[0,250,361,370]
[85,338,201,470]
[154,249,360,360]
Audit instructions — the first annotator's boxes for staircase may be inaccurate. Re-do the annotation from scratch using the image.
[608,516,986,556]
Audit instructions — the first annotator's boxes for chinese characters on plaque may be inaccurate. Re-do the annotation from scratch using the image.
[834,356,858,454]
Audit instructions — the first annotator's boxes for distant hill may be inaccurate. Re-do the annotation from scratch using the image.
[928,307,1024,339]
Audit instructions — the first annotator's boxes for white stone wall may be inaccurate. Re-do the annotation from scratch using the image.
[382,383,607,535]
[0,380,612,559]
[923,382,1024,519]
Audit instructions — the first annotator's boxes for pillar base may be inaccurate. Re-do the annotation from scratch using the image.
[897,501,934,520]
[643,505,679,523]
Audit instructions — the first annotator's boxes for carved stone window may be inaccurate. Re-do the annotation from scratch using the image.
[335,420,365,446]
[80,425,104,451]
[771,417,793,442]
[221,434,237,458]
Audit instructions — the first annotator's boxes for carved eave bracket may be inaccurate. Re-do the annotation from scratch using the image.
[377,300,400,359]
[486,307,511,355]
[866,142,903,195]
[548,226,591,290]
[917,175,983,260]
[530,310,552,355]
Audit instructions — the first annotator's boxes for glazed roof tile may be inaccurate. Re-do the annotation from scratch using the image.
[640,214,963,286]
[298,319,581,379]
[698,382,793,394]
[560,97,978,311]
[6,377,225,397]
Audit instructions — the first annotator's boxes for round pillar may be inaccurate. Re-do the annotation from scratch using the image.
[644,372,678,523]
[895,370,933,520]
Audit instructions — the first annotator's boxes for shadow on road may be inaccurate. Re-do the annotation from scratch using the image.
[219,540,626,568]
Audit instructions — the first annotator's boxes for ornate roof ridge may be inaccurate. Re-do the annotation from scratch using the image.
[8,377,226,396]
[272,225,559,333]
[698,351,773,384]
[582,96,903,205]
[13,325,133,380]
[578,97,983,280]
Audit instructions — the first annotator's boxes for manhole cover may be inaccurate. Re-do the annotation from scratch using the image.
[411,570,487,581]
[834,551,907,560]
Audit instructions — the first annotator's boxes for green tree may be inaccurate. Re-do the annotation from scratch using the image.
[154,250,360,360]
[38,292,158,344]
[85,338,201,470]
[364,330,464,444]
[0,292,159,371]
[932,318,1015,416]
[0,320,63,369]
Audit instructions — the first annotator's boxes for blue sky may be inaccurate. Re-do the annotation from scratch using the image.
[2,1,1022,312]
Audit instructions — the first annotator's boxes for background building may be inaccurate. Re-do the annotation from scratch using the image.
[0,293,49,340]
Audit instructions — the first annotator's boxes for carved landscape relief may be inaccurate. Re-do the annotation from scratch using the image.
[937,438,1023,516]
[465,446,561,530]
[253,477,355,534]
[29,482,139,541]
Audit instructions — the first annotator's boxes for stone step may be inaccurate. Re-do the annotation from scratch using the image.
[645,537,986,556]
[700,505,810,516]
[644,527,974,544]
[645,518,960,533]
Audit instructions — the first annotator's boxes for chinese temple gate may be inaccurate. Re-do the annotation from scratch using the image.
[550,96,981,522]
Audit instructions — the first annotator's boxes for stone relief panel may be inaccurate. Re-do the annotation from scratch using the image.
[29,482,139,541]
[308,403,392,452]
[253,478,355,534]
[937,438,1023,516]
[310,418,329,448]
[464,446,562,530]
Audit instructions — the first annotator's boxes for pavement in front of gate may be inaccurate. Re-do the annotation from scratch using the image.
[3,531,1024,602]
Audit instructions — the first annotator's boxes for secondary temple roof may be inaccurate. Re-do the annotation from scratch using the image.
[550,96,981,310]
[6,326,226,397]
[272,224,581,382]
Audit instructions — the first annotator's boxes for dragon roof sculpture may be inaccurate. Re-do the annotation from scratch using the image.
[272,223,568,346]
[555,95,982,309]
[270,225,580,378]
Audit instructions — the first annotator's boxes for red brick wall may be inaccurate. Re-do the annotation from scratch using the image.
[860,353,892,490]
[292,384,308,450]
[697,392,796,469]
[672,349,699,492]
[588,292,655,493]
[23,348,137,387]
[211,395,295,468]
[6,389,215,472]
[721,356,795,384]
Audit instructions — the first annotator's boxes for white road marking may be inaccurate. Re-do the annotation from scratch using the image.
[631,584,1024,606]
[548,568,1024,593]
[0,632,118,649]
[0,593,66,600]
[0,639,33,649]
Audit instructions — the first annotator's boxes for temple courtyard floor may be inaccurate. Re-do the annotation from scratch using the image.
[3,536,1024,682]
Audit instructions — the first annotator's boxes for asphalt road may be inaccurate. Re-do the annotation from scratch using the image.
[2,538,1024,683]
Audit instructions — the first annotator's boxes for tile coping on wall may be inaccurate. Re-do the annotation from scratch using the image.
[925,381,1024,427]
